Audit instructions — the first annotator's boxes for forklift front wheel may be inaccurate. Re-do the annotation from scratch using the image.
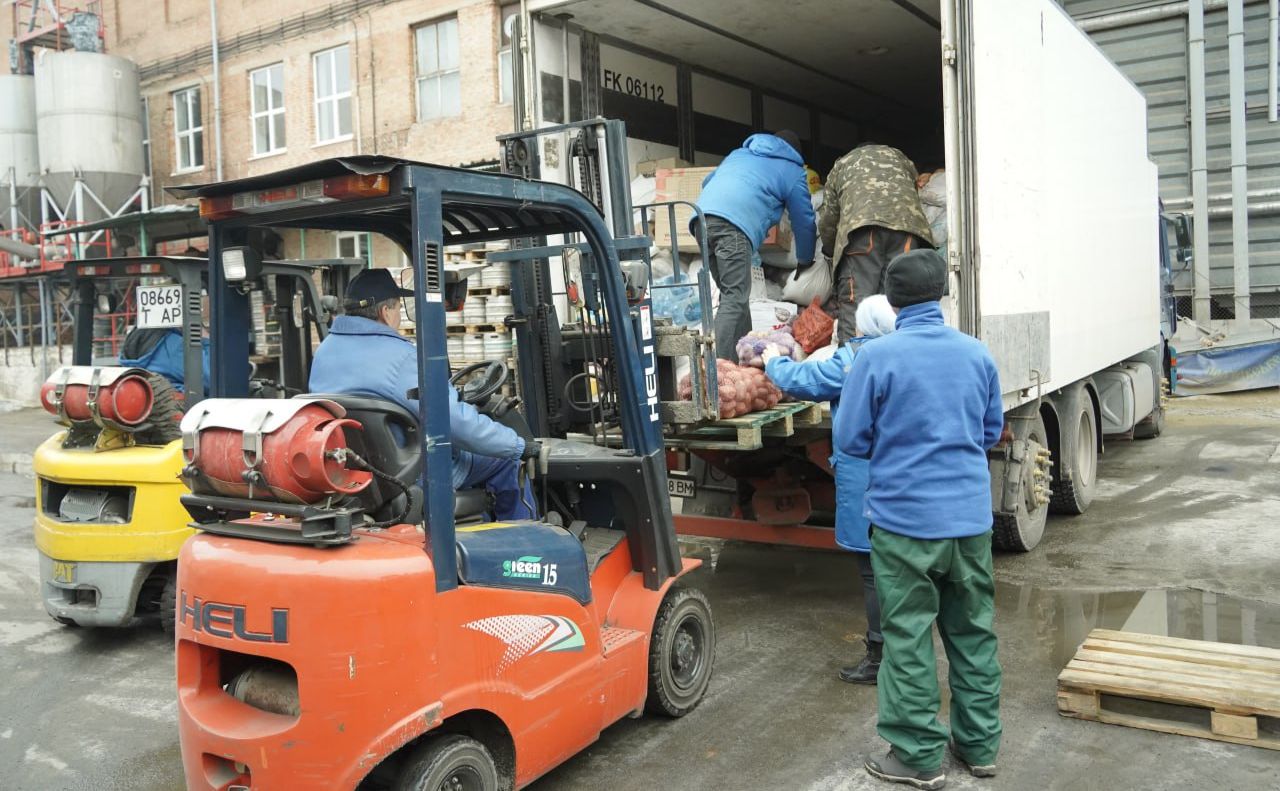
[646,586,715,717]
[395,733,499,791]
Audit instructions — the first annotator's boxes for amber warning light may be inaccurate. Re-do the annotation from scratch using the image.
[200,173,391,220]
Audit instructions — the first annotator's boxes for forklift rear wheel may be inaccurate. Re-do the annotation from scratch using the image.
[159,571,177,633]
[395,734,499,791]
[646,586,715,717]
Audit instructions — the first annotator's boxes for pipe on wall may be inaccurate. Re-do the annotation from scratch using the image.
[1270,0,1278,122]
[209,0,224,181]
[1189,0,1212,326]
[1077,0,1261,32]
[1227,0,1251,324]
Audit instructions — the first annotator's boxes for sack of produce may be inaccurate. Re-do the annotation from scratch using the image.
[736,329,799,368]
[678,359,783,419]
[792,296,836,354]
[780,257,833,305]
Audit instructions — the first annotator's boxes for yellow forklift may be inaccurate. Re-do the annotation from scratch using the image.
[33,252,359,629]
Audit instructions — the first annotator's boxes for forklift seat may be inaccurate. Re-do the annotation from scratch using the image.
[304,393,491,523]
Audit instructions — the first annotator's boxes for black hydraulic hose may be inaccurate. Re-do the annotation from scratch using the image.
[328,449,412,529]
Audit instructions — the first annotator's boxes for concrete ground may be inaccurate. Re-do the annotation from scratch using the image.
[0,392,1277,790]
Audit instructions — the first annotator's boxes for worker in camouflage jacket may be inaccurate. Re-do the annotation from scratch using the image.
[819,144,934,344]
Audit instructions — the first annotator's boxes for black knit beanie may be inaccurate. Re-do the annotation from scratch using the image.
[884,249,947,308]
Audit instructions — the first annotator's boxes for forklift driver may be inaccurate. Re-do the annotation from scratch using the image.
[309,268,540,521]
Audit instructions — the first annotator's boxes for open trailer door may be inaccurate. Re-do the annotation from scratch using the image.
[955,0,1160,403]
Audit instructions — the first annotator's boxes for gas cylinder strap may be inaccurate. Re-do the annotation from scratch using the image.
[86,367,104,426]
[241,407,274,470]
[53,367,73,423]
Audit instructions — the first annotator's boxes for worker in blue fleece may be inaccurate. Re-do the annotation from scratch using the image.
[763,294,897,685]
[694,130,817,360]
[310,269,538,521]
[835,249,1004,790]
[119,328,210,394]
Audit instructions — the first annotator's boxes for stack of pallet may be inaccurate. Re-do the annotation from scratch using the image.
[1057,628,1280,751]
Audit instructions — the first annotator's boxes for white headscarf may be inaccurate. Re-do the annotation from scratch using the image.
[855,294,897,338]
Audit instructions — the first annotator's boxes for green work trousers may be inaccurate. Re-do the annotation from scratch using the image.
[870,526,1002,771]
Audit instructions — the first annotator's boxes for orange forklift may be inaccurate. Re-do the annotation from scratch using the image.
[169,155,715,790]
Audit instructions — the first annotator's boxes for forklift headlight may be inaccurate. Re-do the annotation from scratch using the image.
[221,247,262,283]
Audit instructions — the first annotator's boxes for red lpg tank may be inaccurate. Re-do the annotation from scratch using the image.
[40,369,154,427]
[189,402,372,504]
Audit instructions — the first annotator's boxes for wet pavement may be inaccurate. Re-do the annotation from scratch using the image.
[0,391,1278,790]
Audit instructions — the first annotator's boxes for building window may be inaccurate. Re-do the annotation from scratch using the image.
[336,231,371,265]
[415,17,461,121]
[173,87,203,172]
[250,63,286,156]
[314,45,352,144]
[498,6,517,105]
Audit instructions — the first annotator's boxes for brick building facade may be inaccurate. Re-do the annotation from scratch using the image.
[5,0,518,261]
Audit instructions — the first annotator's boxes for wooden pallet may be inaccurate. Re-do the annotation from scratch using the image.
[1057,628,1280,751]
[445,323,509,334]
[467,285,511,296]
[664,400,822,450]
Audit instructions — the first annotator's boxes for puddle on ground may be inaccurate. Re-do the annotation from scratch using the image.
[994,584,1280,669]
[677,539,1280,672]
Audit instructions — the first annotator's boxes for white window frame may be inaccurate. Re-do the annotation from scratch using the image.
[172,87,203,173]
[336,231,371,265]
[498,5,517,105]
[250,63,287,157]
[313,45,353,145]
[415,17,462,121]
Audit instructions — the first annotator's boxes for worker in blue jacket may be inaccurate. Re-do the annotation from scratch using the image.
[695,130,817,360]
[119,329,211,394]
[835,249,1004,790]
[309,269,538,521]
[763,294,897,686]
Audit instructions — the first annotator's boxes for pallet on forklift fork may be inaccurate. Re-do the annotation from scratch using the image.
[665,401,823,451]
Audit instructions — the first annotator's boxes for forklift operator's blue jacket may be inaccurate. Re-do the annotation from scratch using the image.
[834,302,1004,540]
[766,340,873,552]
[308,315,525,488]
[118,329,210,395]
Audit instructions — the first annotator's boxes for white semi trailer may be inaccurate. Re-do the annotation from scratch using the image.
[514,0,1174,551]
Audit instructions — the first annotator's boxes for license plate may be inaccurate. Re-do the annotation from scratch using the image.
[51,561,76,584]
[667,477,696,498]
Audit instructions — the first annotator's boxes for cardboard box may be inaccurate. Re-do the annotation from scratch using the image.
[637,156,692,177]
[652,167,790,253]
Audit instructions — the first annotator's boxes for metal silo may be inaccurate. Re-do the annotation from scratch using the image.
[0,75,40,231]
[34,50,145,223]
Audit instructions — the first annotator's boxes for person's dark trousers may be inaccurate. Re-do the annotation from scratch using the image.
[700,215,754,361]
[870,526,1002,772]
[856,551,883,644]
[834,226,928,344]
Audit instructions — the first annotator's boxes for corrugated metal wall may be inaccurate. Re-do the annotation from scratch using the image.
[1063,0,1280,319]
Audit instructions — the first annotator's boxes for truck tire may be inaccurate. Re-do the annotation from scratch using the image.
[646,586,715,717]
[395,734,498,791]
[1051,396,1098,515]
[993,412,1050,552]
[1133,404,1164,440]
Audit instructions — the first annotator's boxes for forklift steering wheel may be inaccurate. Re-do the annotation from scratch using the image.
[450,360,509,405]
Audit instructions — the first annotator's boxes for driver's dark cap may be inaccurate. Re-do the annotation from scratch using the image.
[344,268,414,310]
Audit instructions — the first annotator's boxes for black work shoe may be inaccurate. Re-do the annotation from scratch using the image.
[865,749,947,790]
[949,740,997,778]
[839,639,883,684]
